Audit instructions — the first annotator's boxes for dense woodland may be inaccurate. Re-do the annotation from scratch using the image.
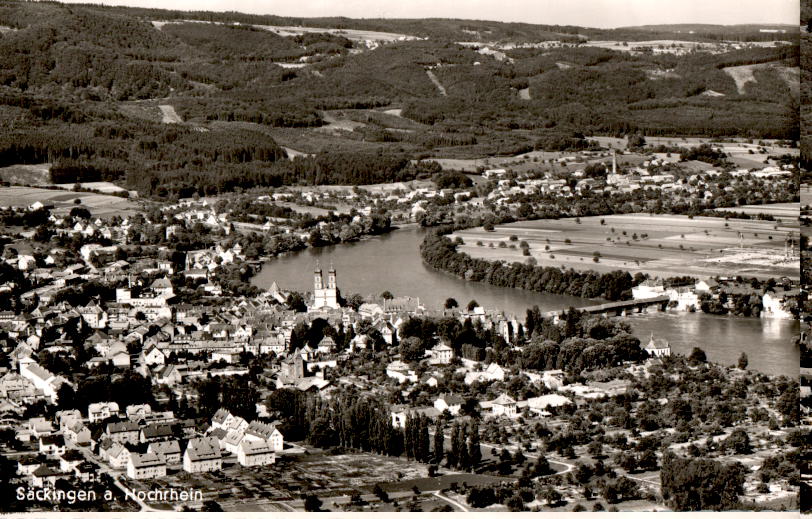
[0,1,801,197]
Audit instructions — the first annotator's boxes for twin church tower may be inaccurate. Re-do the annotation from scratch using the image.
[312,262,340,310]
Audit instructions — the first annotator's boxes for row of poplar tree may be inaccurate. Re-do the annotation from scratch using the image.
[403,415,482,471]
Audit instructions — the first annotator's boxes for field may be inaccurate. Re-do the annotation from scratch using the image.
[723,62,800,95]
[450,208,800,280]
[126,450,490,512]
[0,163,51,185]
[0,186,138,217]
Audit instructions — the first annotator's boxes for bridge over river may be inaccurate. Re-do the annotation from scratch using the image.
[543,295,671,321]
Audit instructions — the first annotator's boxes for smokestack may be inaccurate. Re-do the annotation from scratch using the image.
[612,150,617,175]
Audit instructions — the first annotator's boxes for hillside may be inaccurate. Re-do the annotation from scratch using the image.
[0,0,801,197]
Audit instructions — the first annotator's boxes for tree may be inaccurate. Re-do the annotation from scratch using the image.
[303,494,322,512]
[723,429,751,454]
[737,352,748,370]
[373,484,390,503]
[380,291,394,300]
[466,300,479,312]
[541,486,562,506]
[433,419,444,464]
[660,453,747,511]
[688,347,707,365]
[444,297,458,309]
[201,501,223,512]
[467,421,482,469]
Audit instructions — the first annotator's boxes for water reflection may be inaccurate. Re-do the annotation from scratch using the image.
[252,227,799,377]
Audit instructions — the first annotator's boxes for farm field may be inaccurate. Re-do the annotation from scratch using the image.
[127,451,478,512]
[0,186,138,217]
[714,202,799,221]
[450,209,800,280]
[54,182,131,195]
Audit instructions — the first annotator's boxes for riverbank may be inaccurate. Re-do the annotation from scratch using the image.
[251,226,798,376]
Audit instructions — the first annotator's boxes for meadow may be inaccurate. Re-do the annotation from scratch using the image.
[450,209,800,280]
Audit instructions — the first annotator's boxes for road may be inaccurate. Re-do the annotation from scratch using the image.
[74,443,160,512]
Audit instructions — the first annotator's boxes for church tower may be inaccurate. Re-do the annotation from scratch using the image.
[314,262,323,290]
[311,261,340,310]
[327,263,336,289]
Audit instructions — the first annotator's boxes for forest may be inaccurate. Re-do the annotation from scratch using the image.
[0,1,801,197]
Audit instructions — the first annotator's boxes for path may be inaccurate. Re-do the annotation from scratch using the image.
[425,70,447,96]
[434,491,469,511]
[158,105,182,124]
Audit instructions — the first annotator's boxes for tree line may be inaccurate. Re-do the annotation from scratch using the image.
[420,230,635,301]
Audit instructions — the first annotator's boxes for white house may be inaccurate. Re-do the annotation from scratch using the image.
[127,452,167,480]
[237,439,276,467]
[88,402,120,422]
[243,421,284,452]
[183,437,222,473]
[429,343,454,364]
[487,394,518,417]
[433,394,464,415]
[147,440,182,464]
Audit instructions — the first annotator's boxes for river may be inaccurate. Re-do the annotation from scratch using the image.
[252,227,799,377]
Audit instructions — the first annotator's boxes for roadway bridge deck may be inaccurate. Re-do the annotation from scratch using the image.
[543,295,670,319]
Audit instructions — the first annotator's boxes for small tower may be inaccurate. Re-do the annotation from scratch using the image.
[611,150,617,175]
[314,262,323,291]
[327,262,336,289]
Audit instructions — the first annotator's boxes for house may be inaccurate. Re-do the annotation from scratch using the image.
[220,429,244,454]
[429,343,454,364]
[237,439,276,467]
[485,394,518,418]
[386,360,417,384]
[243,421,284,451]
[694,279,718,293]
[127,452,167,480]
[126,404,152,421]
[106,421,140,445]
[31,464,66,488]
[64,420,91,445]
[540,370,566,390]
[147,440,182,464]
[28,417,55,438]
[139,424,174,444]
[39,434,67,456]
[153,365,182,386]
[101,442,130,469]
[141,345,166,366]
[58,450,85,472]
[526,394,572,413]
[211,408,237,431]
[632,278,665,299]
[74,461,98,483]
[17,455,43,476]
[88,402,120,422]
[183,437,222,473]
[434,394,464,415]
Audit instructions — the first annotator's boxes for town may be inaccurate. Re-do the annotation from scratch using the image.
[0,0,803,513]
[0,197,801,510]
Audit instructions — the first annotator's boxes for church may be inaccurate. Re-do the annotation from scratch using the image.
[310,262,340,310]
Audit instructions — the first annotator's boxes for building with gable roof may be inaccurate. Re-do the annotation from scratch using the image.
[183,437,222,473]
[237,439,276,467]
[127,452,166,480]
